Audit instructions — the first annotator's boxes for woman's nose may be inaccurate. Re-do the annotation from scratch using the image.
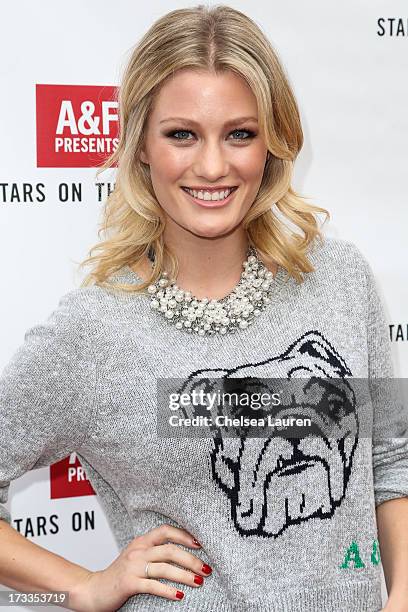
[192,145,230,178]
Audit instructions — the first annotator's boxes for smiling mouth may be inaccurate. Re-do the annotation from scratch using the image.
[180,186,238,207]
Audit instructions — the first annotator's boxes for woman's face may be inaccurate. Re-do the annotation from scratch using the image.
[139,68,268,239]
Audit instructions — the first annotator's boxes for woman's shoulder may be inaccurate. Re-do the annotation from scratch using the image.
[55,268,144,332]
[61,266,141,309]
[308,235,370,281]
[52,285,106,320]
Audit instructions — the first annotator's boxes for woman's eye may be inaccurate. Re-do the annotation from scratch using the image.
[169,130,193,140]
[230,129,255,140]
[166,129,256,141]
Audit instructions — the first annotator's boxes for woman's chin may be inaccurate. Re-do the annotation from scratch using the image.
[184,221,239,239]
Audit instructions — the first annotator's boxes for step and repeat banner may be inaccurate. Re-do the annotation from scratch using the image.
[1,1,407,609]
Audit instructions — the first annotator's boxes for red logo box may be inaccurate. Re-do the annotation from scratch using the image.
[50,452,96,499]
[36,84,119,168]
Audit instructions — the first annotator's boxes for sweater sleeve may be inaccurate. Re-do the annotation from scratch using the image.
[0,290,96,525]
[359,250,408,507]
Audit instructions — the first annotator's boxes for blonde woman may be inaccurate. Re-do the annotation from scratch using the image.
[1,5,408,612]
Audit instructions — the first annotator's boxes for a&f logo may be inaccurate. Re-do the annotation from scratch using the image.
[36,84,119,167]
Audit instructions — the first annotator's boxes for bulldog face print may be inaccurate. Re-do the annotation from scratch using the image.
[176,331,359,538]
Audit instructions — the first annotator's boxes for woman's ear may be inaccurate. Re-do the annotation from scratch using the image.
[139,149,149,165]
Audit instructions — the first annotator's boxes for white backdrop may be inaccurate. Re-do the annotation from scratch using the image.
[1,1,407,610]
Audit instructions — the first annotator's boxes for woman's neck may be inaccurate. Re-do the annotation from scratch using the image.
[131,246,278,301]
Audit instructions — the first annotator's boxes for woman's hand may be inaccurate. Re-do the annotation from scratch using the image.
[382,603,408,612]
[381,594,408,612]
[69,524,211,612]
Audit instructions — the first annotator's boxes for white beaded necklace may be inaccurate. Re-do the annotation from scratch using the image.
[144,246,276,336]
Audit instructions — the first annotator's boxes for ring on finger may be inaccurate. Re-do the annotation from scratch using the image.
[145,562,151,578]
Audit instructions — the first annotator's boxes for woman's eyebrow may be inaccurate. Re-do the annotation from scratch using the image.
[159,116,258,126]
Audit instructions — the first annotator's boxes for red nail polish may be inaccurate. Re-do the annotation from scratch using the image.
[194,574,204,585]
[192,538,201,546]
[176,590,184,600]
[201,563,212,574]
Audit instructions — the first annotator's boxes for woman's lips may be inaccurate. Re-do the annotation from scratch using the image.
[181,187,238,208]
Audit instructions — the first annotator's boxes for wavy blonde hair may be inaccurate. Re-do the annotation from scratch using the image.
[79,3,330,293]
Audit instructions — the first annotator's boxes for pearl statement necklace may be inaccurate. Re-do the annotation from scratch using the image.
[145,246,277,336]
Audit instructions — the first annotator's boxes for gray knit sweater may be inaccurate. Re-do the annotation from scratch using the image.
[1,236,408,612]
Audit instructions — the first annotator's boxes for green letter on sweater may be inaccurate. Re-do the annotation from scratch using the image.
[371,539,381,565]
[340,540,365,569]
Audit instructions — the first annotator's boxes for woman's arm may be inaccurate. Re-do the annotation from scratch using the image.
[0,518,91,611]
[376,497,408,611]
[0,290,97,608]
[358,247,408,611]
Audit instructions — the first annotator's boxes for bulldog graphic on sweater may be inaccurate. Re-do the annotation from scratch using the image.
[177,330,360,539]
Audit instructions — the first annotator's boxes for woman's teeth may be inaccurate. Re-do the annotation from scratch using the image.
[182,187,236,201]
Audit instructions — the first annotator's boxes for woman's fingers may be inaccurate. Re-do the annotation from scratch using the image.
[73,524,208,610]
[134,577,186,601]
[121,524,212,604]
[143,561,205,588]
[135,523,201,549]
[148,542,212,577]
